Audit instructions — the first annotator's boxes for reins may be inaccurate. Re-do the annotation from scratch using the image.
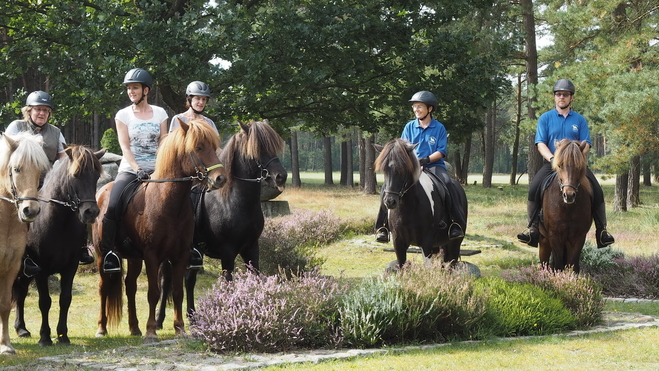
[142,152,223,183]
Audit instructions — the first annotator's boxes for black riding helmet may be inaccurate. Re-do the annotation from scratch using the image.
[26,90,53,108]
[409,91,438,111]
[123,68,152,105]
[553,79,575,94]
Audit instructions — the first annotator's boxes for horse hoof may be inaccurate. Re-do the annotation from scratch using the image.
[95,330,107,338]
[17,329,31,338]
[39,338,54,347]
[143,335,159,344]
[131,330,143,337]
[57,336,71,345]
[0,345,16,355]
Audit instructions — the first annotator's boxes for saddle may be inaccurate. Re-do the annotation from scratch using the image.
[421,168,450,232]
[112,179,146,258]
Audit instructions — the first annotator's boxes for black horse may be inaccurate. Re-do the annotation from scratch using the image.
[157,120,287,326]
[374,138,468,268]
[13,146,104,346]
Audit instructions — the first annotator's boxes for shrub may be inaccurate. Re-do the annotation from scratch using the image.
[100,128,122,155]
[476,276,576,336]
[340,260,488,347]
[584,252,659,299]
[259,209,342,275]
[580,244,625,274]
[190,270,345,353]
[501,265,603,327]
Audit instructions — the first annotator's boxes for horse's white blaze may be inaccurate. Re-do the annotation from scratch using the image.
[418,172,435,217]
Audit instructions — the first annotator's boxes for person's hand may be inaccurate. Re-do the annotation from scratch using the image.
[419,157,430,167]
[136,168,150,181]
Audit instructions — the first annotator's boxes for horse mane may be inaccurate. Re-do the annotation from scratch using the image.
[374,138,420,182]
[219,120,285,194]
[153,119,220,179]
[0,132,50,190]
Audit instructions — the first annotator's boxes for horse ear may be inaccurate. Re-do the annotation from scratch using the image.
[178,117,190,133]
[65,146,74,160]
[238,121,250,133]
[3,133,18,151]
[95,148,107,159]
[579,140,589,154]
[373,143,384,153]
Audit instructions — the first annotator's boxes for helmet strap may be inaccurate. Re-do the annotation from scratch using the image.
[188,97,204,114]
[133,85,148,105]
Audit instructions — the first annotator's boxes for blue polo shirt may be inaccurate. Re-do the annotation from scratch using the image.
[535,108,591,153]
[401,118,447,169]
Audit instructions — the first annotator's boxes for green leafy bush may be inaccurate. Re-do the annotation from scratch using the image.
[100,128,121,155]
[259,209,342,275]
[476,276,576,336]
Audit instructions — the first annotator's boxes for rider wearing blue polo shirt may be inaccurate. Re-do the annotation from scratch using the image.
[517,79,614,248]
[375,91,465,243]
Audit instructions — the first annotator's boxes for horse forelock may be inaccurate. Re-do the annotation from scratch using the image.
[245,120,285,159]
[553,139,586,174]
[375,139,419,182]
[67,145,103,178]
[7,132,50,173]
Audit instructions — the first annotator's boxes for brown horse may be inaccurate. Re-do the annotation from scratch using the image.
[0,132,50,354]
[92,119,227,342]
[539,139,592,272]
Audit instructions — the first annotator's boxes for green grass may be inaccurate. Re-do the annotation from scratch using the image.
[3,172,659,369]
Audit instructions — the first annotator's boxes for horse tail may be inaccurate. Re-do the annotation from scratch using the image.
[104,271,124,329]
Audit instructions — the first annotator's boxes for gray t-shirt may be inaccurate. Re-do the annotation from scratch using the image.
[115,105,168,173]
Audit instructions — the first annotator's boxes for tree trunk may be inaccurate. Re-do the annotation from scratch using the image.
[521,0,540,184]
[642,155,652,186]
[363,133,377,194]
[346,134,354,188]
[483,103,495,188]
[510,73,523,185]
[290,130,301,188]
[627,156,640,207]
[324,136,333,185]
[614,173,628,212]
[358,131,365,191]
[340,136,348,186]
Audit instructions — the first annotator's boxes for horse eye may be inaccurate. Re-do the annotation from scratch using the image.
[195,146,203,152]
[12,167,20,173]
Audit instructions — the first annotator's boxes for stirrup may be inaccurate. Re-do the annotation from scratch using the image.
[448,222,464,240]
[188,247,204,269]
[102,251,121,273]
[596,229,615,248]
[23,257,41,278]
[375,227,390,243]
[517,226,539,247]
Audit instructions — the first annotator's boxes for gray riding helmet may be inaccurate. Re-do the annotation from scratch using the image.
[123,68,153,89]
[409,91,438,111]
[186,81,211,97]
[26,91,53,108]
[553,79,575,94]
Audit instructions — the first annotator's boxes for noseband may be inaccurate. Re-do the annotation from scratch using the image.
[0,168,39,209]
[382,180,415,199]
[43,183,97,211]
[234,156,279,183]
[558,178,580,193]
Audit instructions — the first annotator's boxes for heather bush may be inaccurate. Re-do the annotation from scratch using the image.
[340,260,487,347]
[190,270,345,353]
[584,252,659,299]
[501,265,603,327]
[259,209,342,275]
[476,276,576,336]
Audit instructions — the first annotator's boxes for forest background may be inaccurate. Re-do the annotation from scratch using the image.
[1,0,658,211]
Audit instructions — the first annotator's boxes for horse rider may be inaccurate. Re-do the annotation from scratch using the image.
[169,80,221,269]
[517,79,615,248]
[375,90,465,243]
[99,68,169,273]
[5,91,95,276]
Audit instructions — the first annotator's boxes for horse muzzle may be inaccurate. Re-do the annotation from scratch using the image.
[383,195,400,210]
[18,200,41,222]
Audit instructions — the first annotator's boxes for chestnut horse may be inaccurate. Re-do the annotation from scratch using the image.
[374,138,467,268]
[539,139,592,272]
[0,132,50,354]
[156,120,287,326]
[92,119,227,342]
[13,145,104,346]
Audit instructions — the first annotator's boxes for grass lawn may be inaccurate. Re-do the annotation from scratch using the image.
[2,172,658,370]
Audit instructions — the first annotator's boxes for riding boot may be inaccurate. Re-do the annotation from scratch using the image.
[22,255,41,278]
[444,183,465,240]
[593,202,615,248]
[188,247,204,269]
[100,217,121,273]
[517,200,540,247]
[375,205,390,243]
[79,246,95,265]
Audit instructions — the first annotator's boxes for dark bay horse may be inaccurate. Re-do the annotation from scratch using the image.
[0,132,50,354]
[92,119,227,342]
[539,139,592,272]
[374,138,468,269]
[13,146,104,346]
[156,120,286,326]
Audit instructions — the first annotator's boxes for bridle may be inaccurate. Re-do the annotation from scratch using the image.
[41,183,96,211]
[382,177,416,199]
[142,152,223,184]
[233,156,279,183]
[558,178,581,194]
[0,168,39,209]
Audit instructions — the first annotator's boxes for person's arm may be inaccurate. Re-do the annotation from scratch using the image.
[116,119,140,171]
[158,118,168,145]
[537,142,554,163]
[56,132,67,160]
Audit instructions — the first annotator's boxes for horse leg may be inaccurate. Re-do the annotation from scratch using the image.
[170,260,187,336]
[96,276,109,337]
[125,259,143,337]
[392,236,408,269]
[538,234,551,269]
[185,269,198,317]
[0,276,16,354]
[144,259,163,342]
[13,275,32,338]
[156,261,172,330]
[240,243,260,272]
[34,275,53,346]
[55,268,76,345]
[222,258,236,281]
